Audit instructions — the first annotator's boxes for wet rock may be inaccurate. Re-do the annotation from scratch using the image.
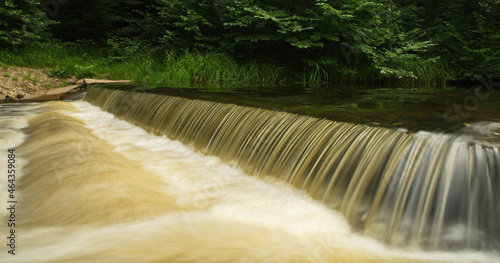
[5,95,17,102]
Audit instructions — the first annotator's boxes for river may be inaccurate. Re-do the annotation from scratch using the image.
[0,84,499,262]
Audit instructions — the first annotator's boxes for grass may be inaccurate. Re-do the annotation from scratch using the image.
[143,51,286,86]
[0,42,381,87]
[295,60,380,86]
[379,60,451,88]
[412,61,451,86]
[22,73,40,84]
[0,42,106,79]
[0,42,453,88]
[0,42,288,86]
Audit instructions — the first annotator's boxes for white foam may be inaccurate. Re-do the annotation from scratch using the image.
[0,101,498,263]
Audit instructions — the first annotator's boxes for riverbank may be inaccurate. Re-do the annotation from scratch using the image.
[0,44,288,88]
[0,66,130,102]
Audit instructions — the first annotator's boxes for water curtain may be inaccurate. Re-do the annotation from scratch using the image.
[84,87,500,250]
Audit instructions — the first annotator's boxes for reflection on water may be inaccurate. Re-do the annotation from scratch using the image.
[99,83,500,133]
[0,101,498,262]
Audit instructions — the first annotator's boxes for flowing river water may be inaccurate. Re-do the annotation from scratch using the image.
[0,85,499,262]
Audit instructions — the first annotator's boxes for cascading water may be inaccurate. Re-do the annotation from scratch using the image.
[83,87,500,251]
[0,86,498,262]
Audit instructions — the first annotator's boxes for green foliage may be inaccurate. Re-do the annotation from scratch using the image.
[49,0,156,43]
[22,72,40,83]
[47,65,70,78]
[215,0,445,83]
[0,0,53,47]
[0,41,285,85]
[49,64,97,79]
[0,42,105,79]
[49,0,112,42]
[106,37,147,63]
[1,0,498,84]
[131,50,285,85]
[399,0,500,80]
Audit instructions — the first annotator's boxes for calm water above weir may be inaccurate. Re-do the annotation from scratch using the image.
[99,83,500,133]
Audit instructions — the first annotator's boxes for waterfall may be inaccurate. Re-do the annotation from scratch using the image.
[83,86,500,251]
[1,95,498,262]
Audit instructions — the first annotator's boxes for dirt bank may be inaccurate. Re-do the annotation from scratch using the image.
[0,66,130,102]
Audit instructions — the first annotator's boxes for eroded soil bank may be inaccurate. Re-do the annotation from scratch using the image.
[0,66,129,102]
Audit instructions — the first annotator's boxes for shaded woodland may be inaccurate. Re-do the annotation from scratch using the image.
[1,0,499,84]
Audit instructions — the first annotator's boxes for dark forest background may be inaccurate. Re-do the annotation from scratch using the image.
[1,0,499,85]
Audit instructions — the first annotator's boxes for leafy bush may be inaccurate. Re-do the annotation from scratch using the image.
[0,0,53,47]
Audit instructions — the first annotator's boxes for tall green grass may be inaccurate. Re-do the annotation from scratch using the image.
[0,42,108,79]
[295,60,379,86]
[0,43,287,86]
[138,51,286,86]
[0,42,454,88]
[381,60,451,88]
[412,61,451,86]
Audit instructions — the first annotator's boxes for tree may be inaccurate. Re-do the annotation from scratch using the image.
[219,0,435,80]
[48,0,112,42]
[0,0,52,47]
[430,0,500,79]
[399,0,500,80]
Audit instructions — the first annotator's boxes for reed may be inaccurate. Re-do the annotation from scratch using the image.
[381,60,452,88]
[144,51,286,86]
[295,59,382,86]
[297,61,331,85]
[413,61,451,86]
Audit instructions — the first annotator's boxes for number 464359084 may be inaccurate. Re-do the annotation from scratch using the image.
[7,149,16,199]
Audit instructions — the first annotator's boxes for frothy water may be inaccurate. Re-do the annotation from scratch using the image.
[0,101,498,262]
[83,87,500,250]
